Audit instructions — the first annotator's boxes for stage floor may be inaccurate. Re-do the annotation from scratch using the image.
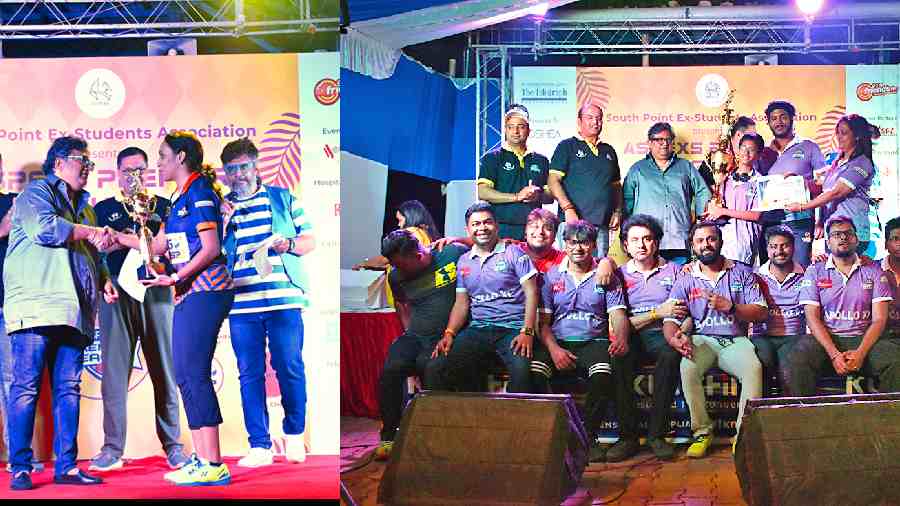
[1,454,338,500]
[341,417,747,505]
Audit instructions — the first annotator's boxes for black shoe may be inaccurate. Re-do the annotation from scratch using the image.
[10,471,32,491]
[54,469,103,485]
[605,438,640,462]
[588,439,607,463]
[648,437,676,460]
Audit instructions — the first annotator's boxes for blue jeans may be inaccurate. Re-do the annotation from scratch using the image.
[7,327,85,476]
[0,310,11,457]
[436,325,533,393]
[229,309,307,449]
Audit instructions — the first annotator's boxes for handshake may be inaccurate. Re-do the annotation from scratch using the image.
[86,226,130,253]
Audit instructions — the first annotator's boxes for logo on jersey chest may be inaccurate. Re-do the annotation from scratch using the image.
[576,149,587,158]
[503,161,515,171]
[816,278,833,289]
[177,206,188,217]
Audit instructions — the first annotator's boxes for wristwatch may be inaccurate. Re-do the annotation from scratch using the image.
[521,327,536,337]
[288,237,296,253]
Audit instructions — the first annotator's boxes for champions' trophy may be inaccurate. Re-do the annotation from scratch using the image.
[705,89,737,207]
[121,168,171,280]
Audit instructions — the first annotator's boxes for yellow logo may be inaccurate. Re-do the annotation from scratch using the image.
[435,262,458,288]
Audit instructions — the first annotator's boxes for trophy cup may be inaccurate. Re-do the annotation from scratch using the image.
[705,89,737,207]
[121,168,171,280]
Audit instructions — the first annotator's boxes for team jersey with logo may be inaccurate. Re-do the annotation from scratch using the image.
[755,261,807,336]
[540,257,626,341]
[619,259,681,331]
[457,242,537,328]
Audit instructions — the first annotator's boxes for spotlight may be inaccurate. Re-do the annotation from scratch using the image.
[529,2,549,17]
[796,0,823,16]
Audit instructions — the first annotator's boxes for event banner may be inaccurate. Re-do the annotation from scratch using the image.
[0,52,339,459]
[513,65,900,257]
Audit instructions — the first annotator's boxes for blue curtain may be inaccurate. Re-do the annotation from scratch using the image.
[346,0,460,23]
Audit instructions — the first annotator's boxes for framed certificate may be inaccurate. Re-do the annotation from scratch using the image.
[751,175,809,211]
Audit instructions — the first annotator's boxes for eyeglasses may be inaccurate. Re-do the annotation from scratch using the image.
[564,239,594,247]
[649,137,674,145]
[223,160,257,175]
[65,155,95,169]
[828,230,856,240]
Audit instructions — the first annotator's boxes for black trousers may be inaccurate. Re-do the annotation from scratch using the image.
[378,333,444,441]
[614,329,681,440]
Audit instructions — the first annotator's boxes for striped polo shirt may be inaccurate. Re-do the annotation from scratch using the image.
[229,186,312,314]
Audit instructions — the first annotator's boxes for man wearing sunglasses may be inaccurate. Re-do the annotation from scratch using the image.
[89,147,188,472]
[220,138,314,468]
[788,216,900,395]
[622,122,711,265]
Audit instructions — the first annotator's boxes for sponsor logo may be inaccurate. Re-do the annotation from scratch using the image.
[802,232,813,243]
[529,164,541,173]
[791,151,805,160]
[593,284,606,294]
[694,74,730,108]
[494,260,508,272]
[459,266,471,277]
[862,280,874,290]
[177,207,188,217]
[660,276,674,287]
[503,161,515,171]
[314,78,340,105]
[689,287,705,300]
[729,282,743,292]
[552,280,566,293]
[576,149,587,158]
[324,144,336,159]
[109,211,123,221]
[856,82,898,102]
[519,82,568,103]
[816,278,833,289]
[75,68,126,119]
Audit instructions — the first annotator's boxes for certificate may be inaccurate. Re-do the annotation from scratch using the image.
[751,175,809,211]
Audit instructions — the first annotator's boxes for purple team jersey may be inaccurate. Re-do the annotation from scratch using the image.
[881,258,900,336]
[720,171,762,265]
[820,154,875,241]
[618,259,681,331]
[540,257,626,341]
[799,256,893,336]
[767,138,826,222]
[665,260,766,336]
[755,261,807,336]
[457,242,538,328]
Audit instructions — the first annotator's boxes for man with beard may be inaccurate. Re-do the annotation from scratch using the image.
[477,104,552,241]
[759,100,826,267]
[221,138,314,467]
[530,220,630,462]
[613,214,690,461]
[751,226,808,391]
[788,216,899,395]
[432,201,539,393]
[374,229,468,461]
[881,217,900,339]
[663,222,768,458]
[548,102,623,257]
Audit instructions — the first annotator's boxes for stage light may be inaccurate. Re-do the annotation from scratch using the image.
[796,0,823,16]
[529,2,549,17]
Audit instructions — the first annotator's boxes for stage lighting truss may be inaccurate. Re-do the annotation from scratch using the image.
[471,7,900,161]
[0,0,340,39]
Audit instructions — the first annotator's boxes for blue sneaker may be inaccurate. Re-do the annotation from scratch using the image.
[89,451,123,471]
[10,471,32,491]
[166,448,190,470]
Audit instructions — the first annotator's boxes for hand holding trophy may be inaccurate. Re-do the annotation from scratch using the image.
[121,167,171,280]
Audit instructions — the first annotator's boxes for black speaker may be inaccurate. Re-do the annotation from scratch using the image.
[378,391,589,506]
[736,393,900,506]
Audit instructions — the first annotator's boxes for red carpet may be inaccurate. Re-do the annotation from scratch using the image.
[0,455,338,500]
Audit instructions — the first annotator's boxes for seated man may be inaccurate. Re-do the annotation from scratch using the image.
[788,216,898,395]
[375,229,470,460]
[881,217,900,340]
[530,220,630,463]
[663,221,768,458]
[433,201,539,393]
[752,226,807,390]
[615,214,690,461]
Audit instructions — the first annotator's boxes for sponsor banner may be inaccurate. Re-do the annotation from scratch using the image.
[511,67,577,166]
[846,65,900,259]
[0,52,339,460]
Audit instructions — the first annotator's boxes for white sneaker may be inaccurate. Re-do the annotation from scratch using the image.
[237,447,274,468]
[285,434,306,463]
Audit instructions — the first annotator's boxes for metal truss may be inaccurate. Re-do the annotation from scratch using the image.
[475,46,508,165]
[0,1,340,40]
[472,15,900,56]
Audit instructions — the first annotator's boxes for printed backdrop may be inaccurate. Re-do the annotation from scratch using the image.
[513,65,899,259]
[0,52,339,459]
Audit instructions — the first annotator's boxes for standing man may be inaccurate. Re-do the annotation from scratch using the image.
[548,102,623,257]
[663,222,768,458]
[5,137,113,489]
[432,201,539,393]
[751,226,808,390]
[760,100,826,267]
[615,215,690,461]
[221,138,314,467]
[89,147,188,472]
[530,220,631,462]
[623,123,711,264]
[788,217,899,395]
[477,104,552,240]
[374,229,468,461]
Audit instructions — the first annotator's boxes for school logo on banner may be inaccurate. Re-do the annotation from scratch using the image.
[75,68,126,119]
[694,74,730,108]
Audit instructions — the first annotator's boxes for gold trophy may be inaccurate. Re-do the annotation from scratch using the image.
[121,168,168,280]
[705,89,737,207]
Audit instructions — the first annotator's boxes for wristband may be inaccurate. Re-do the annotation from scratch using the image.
[562,204,574,212]
[171,272,181,284]
[288,237,296,252]
[650,307,659,320]
[443,328,456,338]
[520,327,536,337]
[829,351,841,361]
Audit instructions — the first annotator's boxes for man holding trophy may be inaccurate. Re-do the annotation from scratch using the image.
[89,147,189,472]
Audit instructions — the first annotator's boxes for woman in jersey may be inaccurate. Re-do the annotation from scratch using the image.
[116,131,234,486]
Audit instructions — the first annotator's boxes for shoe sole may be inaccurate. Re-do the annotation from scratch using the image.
[89,461,124,472]
[167,461,189,470]
[176,476,231,486]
